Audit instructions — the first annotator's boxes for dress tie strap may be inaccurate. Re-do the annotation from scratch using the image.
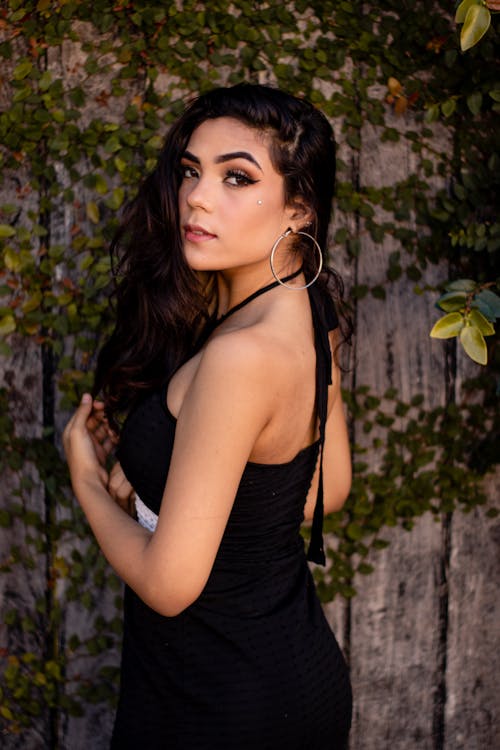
[306,285,338,566]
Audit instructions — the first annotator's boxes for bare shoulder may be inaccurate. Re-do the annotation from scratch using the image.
[178,325,282,429]
[197,322,288,389]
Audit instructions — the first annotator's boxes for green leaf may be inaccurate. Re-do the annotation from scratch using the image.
[0,313,16,336]
[466,91,482,115]
[455,0,481,23]
[0,224,15,238]
[86,201,100,224]
[106,187,125,210]
[13,60,33,80]
[460,325,487,364]
[441,99,457,118]
[346,522,364,541]
[446,278,476,292]
[437,291,467,312]
[461,4,491,51]
[475,289,500,318]
[430,312,464,339]
[472,297,495,320]
[22,291,42,313]
[468,309,495,336]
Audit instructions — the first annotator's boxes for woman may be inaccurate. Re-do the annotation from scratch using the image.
[64,84,352,749]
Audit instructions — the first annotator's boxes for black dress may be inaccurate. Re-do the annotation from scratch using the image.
[112,283,352,749]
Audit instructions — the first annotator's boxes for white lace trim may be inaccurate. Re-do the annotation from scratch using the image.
[135,494,158,533]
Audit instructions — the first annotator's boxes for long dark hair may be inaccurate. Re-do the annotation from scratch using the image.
[94,83,349,427]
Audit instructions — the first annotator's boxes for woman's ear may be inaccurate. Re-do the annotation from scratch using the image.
[285,198,314,230]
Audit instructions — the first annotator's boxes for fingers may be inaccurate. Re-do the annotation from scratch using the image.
[63,393,92,451]
[71,393,94,429]
[62,394,110,492]
[84,398,118,466]
[108,462,135,516]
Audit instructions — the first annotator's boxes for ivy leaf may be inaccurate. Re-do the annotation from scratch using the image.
[475,289,500,318]
[472,297,495,320]
[13,60,33,80]
[86,202,100,224]
[460,4,491,51]
[446,278,476,292]
[106,188,125,210]
[346,522,364,541]
[0,313,16,336]
[460,325,487,364]
[441,99,457,117]
[430,312,464,339]
[22,292,42,313]
[436,291,467,312]
[455,0,481,24]
[0,224,15,238]
[468,309,495,336]
[467,91,482,115]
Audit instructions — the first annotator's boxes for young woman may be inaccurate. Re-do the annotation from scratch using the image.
[63,84,353,749]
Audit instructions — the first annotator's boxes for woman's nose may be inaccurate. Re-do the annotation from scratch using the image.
[185,177,213,211]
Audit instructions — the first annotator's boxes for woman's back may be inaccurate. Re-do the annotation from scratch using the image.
[112,284,352,749]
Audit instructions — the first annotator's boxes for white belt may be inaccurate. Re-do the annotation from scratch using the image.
[135,494,159,532]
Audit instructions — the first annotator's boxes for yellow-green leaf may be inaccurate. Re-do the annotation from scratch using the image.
[114,155,127,172]
[430,312,464,339]
[86,201,100,224]
[455,0,481,23]
[106,187,125,210]
[22,291,42,313]
[441,99,457,118]
[0,705,14,721]
[460,325,487,364]
[13,61,33,81]
[3,247,22,272]
[0,224,15,238]
[95,174,108,195]
[0,314,16,336]
[461,4,491,51]
[437,291,467,312]
[468,309,495,336]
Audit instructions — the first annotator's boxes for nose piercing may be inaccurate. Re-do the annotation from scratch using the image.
[257,200,263,205]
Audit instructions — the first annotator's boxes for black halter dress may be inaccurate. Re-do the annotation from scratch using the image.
[112,280,352,749]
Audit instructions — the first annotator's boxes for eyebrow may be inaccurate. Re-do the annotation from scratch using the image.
[182,150,263,172]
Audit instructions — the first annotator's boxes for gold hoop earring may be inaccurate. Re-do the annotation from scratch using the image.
[270,228,323,290]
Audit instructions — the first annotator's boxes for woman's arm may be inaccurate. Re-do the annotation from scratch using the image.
[321,362,352,513]
[64,334,274,617]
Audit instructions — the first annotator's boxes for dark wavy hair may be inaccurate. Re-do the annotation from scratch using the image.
[94,83,350,427]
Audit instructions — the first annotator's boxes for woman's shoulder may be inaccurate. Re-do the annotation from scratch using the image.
[200,323,284,383]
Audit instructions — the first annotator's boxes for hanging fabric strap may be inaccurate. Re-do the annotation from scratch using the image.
[306,285,338,566]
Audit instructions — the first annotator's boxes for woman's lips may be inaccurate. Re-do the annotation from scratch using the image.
[184,224,217,242]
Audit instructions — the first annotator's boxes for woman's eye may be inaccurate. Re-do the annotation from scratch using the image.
[180,165,198,179]
[225,169,257,187]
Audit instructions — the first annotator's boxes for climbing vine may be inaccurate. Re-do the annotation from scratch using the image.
[0,0,498,741]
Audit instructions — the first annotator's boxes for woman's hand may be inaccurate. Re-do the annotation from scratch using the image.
[63,394,116,494]
[108,462,136,516]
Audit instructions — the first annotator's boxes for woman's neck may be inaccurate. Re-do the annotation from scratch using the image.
[215,258,301,316]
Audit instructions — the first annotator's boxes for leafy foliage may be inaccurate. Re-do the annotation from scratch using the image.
[430,280,500,363]
[0,0,498,740]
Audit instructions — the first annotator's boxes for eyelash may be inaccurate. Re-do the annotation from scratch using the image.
[179,165,258,187]
[225,169,257,187]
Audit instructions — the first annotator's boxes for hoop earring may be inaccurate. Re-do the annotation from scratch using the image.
[270,228,323,290]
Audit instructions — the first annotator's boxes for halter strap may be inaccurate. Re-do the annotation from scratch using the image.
[306,285,338,566]
[210,268,303,330]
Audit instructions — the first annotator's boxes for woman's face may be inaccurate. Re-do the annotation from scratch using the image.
[178,117,302,278]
